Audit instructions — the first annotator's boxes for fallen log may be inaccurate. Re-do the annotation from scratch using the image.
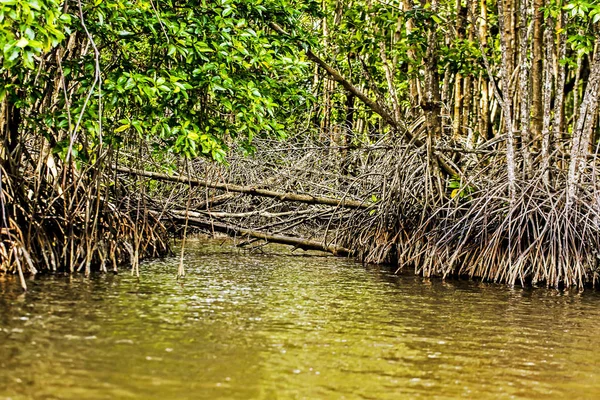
[167,213,354,257]
[116,166,370,209]
[184,208,320,219]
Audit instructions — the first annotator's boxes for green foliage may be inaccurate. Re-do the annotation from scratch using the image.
[90,0,317,160]
[440,39,483,76]
[2,0,317,163]
[0,0,70,71]
[564,0,600,20]
[561,0,600,55]
[448,177,474,200]
[3,0,599,163]
[0,0,70,107]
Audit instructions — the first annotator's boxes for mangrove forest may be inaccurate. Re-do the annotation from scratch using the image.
[4,1,600,399]
[2,0,600,291]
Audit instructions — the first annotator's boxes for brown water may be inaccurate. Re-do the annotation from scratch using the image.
[1,240,599,399]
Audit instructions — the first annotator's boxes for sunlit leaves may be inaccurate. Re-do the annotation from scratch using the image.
[564,0,599,18]
[81,0,315,161]
[0,0,69,70]
[2,0,316,163]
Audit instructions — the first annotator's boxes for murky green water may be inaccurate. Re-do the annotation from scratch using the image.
[1,240,600,399]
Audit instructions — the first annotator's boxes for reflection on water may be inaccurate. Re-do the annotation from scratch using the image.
[1,240,600,399]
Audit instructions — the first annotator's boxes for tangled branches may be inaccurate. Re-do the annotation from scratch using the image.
[345,142,600,288]
[0,157,170,290]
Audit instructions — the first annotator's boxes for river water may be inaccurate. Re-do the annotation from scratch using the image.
[1,240,599,399]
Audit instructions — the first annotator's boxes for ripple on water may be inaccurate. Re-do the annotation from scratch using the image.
[1,240,600,399]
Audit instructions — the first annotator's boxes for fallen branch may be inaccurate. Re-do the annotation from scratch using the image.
[167,213,353,256]
[116,166,370,209]
[182,208,321,219]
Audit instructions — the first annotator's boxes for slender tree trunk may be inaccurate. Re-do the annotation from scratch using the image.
[573,52,583,125]
[341,92,355,175]
[518,0,532,176]
[452,73,463,140]
[552,11,567,172]
[421,0,444,199]
[403,0,421,107]
[422,16,443,141]
[540,19,555,184]
[5,93,22,177]
[462,0,476,146]
[476,75,487,140]
[478,0,490,140]
[451,0,467,141]
[442,68,450,107]
[567,39,600,207]
[498,0,517,199]
[320,2,332,140]
[379,42,401,123]
[530,0,544,141]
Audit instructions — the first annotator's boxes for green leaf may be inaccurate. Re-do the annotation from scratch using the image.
[15,37,29,48]
[114,124,130,133]
[131,120,143,136]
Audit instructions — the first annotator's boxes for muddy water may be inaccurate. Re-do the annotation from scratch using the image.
[1,240,599,399]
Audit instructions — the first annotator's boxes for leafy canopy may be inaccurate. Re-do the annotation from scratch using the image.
[1,0,318,162]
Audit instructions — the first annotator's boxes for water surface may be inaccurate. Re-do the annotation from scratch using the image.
[1,240,599,399]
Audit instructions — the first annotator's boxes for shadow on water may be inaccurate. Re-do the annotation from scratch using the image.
[1,239,600,399]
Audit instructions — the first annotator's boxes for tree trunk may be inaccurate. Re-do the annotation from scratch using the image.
[567,39,600,207]
[115,166,371,209]
[530,0,544,142]
[403,0,421,107]
[379,42,401,123]
[422,0,444,199]
[170,213,354,256]
[552,11,567,175]
[320,1,332,140]
[5,92,23,177]
[452,0,468,141]
[498,0,517,199]
[540,19,555,185]
[462,0,476,146]
[518,0,532,176]
[478,0,490,140]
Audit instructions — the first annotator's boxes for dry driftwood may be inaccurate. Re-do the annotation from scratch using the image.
[167,212,353,256]
[116,166,370,209]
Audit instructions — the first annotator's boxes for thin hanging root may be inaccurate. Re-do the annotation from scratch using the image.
[13,247,27,291]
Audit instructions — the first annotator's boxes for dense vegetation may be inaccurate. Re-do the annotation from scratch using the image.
[1,0,600,289]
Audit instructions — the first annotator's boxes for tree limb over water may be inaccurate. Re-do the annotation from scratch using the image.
[167,211,354,257]
[115,166,371,210]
